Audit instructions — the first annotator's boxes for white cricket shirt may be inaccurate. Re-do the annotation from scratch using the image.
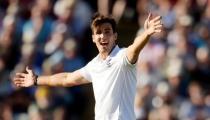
[79,45,137,120]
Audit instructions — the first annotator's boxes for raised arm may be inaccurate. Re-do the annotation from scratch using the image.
[13,67,90,87]
[126,13,163,64]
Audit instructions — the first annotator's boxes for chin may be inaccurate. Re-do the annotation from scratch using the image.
[99,48,108,53]
[99,49,106,53]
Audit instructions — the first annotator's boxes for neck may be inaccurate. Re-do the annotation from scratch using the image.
[99,45,116,60]
[99,53,108,60]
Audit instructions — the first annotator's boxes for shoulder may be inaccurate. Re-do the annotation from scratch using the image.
[118,47,137,68]
[110,45,126,58]
[84,55,99,68]
[114,47,127,59]
[118,47,126,55]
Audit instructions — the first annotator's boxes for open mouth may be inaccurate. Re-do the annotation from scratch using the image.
[100,42,108,46]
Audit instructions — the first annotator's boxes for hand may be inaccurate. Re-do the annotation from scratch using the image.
[13,66,37,87]
[144,13,163,36]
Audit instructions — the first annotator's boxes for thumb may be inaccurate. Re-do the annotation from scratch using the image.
[144,13,152,29]
[26,66,33,75]
[147,12,152,20]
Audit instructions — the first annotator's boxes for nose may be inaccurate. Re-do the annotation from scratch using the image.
[99,34,104,38]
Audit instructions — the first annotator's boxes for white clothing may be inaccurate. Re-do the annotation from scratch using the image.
[79,45,137,120]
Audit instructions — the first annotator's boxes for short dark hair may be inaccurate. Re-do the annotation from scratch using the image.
[91,13,117,34]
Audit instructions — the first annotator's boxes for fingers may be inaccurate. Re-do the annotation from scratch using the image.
[144,13,151,29]
[150,16,161,23]
[143,13,163,35]
[154,20,162,26]
[13,77,25,87]
[147,13,152,20]
[154,24,163,33]
[13,76,24,83]
[155,24,163,29]
[13,73,26,87]
[14,77,25,82]
[15,83,25,87]
[150,15,163,33]
[148,15,162,26]
[16,73,27,78]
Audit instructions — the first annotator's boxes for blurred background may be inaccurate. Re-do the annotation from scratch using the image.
[0,0,210,120]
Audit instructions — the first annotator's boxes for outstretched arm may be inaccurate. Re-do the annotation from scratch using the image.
[126,13,163,64]
[13,67,90,87]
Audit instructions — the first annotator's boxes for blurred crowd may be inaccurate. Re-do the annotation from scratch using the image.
[0,0,210,120]
[135,0,210,120]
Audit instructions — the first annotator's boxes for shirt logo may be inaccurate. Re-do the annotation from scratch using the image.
[105,57,112,67]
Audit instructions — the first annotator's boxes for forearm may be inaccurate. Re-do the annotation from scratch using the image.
[37,73,69,87]
[127,30,150,63]
[13,67,88,88]
[132,30,150,54]
[126,14,162,63]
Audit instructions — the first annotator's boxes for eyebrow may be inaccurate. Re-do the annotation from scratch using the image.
[104,28,111,31]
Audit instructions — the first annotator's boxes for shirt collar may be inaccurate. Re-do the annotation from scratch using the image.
[96,45,120,62]
[109,45,120,57]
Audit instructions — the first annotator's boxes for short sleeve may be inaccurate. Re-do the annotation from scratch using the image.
[121,48,136,68]
[78,64,92,82]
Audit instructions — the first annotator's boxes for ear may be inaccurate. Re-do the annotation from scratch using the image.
[114,33,118,41]
[92,35,96,43]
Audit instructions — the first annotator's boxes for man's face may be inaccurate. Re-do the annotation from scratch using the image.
[92,23,117,54]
